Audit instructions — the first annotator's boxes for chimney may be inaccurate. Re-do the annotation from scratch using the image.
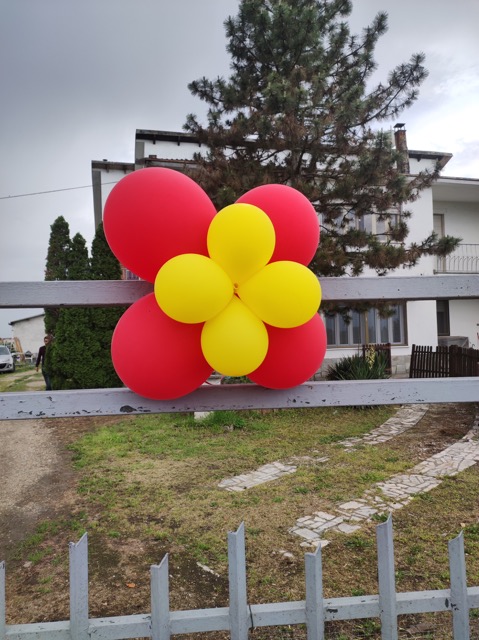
[393,123,410,174]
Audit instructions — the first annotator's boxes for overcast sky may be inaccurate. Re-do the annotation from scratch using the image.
[1,0,478,337]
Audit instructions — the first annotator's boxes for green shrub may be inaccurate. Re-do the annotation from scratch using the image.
[220,375,252,384]
[326,350,389,381]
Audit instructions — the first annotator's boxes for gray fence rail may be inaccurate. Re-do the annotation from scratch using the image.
[1,274,479,309]
[1,275,479,420]
[1,377,479,420]
[2,518,478,640]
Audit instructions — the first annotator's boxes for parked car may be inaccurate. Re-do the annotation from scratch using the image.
[0,345,15,373]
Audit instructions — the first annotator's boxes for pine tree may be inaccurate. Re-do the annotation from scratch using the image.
[48,232,96,389]
[44,216,71,335]
[69,233,91,280]
[89,222,124,388]
[184,0,459,284]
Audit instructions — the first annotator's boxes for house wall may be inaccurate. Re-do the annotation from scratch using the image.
[10,314,45,355]
[406,300,438,346]
[434,200,479,241]
[448,300,479,348]
[358,186,436,280]
[92,166,134,228]
[433,199,479,345]
[409,157,440,173]
[398,186,435,276]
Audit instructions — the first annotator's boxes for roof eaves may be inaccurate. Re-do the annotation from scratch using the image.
[408,149,453,170]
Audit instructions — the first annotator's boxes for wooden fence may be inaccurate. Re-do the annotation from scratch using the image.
[1,274,479,639]
[409,344,479,378]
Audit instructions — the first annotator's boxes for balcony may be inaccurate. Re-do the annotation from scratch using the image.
[435,244,479,274]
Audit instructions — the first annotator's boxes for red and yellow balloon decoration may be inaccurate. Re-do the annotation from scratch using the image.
[104,168,327,399]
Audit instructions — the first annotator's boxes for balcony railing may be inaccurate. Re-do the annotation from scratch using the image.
[435,244,479,274]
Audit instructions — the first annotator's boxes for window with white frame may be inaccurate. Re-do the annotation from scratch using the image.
[357,211,400,240]
[323,304,406,346]
[319,209,400,240]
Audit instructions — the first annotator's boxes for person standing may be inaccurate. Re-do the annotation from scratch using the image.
[35,335,53,391]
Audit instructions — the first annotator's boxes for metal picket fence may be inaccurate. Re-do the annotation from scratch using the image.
[1,273,479,639]
[1,518,478,640]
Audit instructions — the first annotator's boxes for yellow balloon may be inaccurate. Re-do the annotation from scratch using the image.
[237,261,321,328]
[207,203,276,286]
[154,254,233,323]
[201,296,268,376]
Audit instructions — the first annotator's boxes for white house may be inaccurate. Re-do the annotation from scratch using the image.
[8,313,45,358]
[91,127,479,375]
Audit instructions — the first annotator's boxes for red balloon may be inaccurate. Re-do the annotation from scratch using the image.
[236,184,319,265]
[248,314,327,389]
[104,168,217,282]
[111,294,213,400]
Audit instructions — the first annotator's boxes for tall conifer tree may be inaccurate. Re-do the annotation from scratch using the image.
[44,215,71,335]
[49,233,97,389]
[89,222,124,388]
[185,0,459,283]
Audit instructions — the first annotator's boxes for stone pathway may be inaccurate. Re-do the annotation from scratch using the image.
[218,404,428,492]
[290,412,479,548]
[218,458,329,492]
[217,403,479,548]
[339,404,429,450]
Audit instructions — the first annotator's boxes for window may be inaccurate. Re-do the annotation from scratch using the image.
[121,267,140,281]
[357,212,399,240]
[436,300,450,336]
[324,304,405,346]
[319,209,400,241]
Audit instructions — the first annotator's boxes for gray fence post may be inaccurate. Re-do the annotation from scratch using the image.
[305,544,324,640]
[151,554,170,640]
[376,516,398,640]
[448,531,470,640]
[69,533,89,640]
[0,561,5,640]
[228,522,249,640]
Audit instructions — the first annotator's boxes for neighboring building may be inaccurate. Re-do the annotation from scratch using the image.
[9,313,45,357]
[91,127,479,375]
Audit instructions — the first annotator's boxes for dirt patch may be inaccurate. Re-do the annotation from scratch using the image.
[384,402,478,459]
[0,415,133,561]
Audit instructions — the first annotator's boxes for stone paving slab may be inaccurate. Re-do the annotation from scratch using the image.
[218,461,297,491]
[290,413,479,547]
[339,404,428,449]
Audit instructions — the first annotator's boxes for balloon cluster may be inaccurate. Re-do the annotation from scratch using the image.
[104,168,327,399]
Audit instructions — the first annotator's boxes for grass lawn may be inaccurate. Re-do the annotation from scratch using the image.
[0,363,44,392]
[4,400,479,639]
